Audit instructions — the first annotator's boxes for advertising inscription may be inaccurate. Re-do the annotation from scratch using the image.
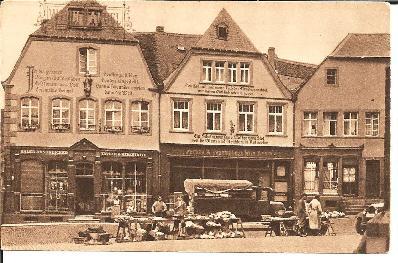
[192,133,268,145]
[185,83,268,97]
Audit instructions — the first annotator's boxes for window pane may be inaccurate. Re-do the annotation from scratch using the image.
[214,113,221,130]
[182,112,189,129]
[207,113,213,130]
[174,111,180,128]
[276,115,283,132]
[247,114,253,131]
[239,114,245,131]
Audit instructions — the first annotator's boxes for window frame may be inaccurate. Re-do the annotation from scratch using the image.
[237,102,256,134]
[202,60,213,83]
[365,112,380,137]
[50,97,72,132]
[325,67,338,86]
[227,62,238,84]
[343,112,359,136]
[171,98,192,132]
[206,101,223,133]
[239,62,250,84]
[323,112,338,137]
[77,46,99,76]
[303,160,319,194]
[130,100,151,135]
[215,61,226,83]
[303,111,318,137]
[268,104,284,136]
[78,98,97,132]
[20,96,41,132]
[103,99,124,133]
[216,24,228,40]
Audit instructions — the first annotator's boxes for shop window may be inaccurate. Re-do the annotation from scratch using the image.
[240,62,250,84]
[323,162,338,194]
[173,100,190,131]
[323,112,337,136]
[79,99,96,131]
[238,103,254,133]
[343,166,358,195]
[20,97,40,131]
[131,101,150,134]
[79,47,98,75]
[104,100,123,133]
[206,102,222,132]
[365,112,379,137]
[268,105,283,135]
[47,161,68,211]
[202,61,212,82]
[326,68,338,85]
[217,24,228,40]
[303,161,319,193]
[125,162,147,194]
[215,61,225,83]
[51,98,71,131]
[228,62,237,83]
[20,160,44,211]
[344,112,358,136]
[69,8,102,28]
[303,112,317,136]
[102,162,123,194]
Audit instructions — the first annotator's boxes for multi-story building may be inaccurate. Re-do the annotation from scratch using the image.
[137,9,297,205]
[293,33,390,212]
[1,0,159,223]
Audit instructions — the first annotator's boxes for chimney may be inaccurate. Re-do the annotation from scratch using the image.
[156,26,165,33]
[268,47,277,69]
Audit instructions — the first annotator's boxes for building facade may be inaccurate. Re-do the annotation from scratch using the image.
[293,34,390,211]
[1,0,159,223]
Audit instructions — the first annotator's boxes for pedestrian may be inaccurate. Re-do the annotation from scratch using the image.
[152,195,167,217]
[173,196,187,235]
[308,194,322,235]
[296,193,308,237]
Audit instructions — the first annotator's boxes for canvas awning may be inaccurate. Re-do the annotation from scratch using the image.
[183,179,253,197]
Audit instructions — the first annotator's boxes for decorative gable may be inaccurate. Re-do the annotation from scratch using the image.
[193,8,259,54]
[69,138,99,151]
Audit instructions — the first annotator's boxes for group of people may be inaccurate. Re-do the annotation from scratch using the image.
[296,194,323,237]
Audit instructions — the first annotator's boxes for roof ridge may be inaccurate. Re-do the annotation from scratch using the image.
[274,57,317,68]
[135,31,202,38]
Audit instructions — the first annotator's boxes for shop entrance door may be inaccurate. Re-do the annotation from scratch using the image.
[366,160,380,197]
[75,177,94,215]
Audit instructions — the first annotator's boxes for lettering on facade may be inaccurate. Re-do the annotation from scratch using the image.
[192,133,268,145]
[95,72,146,96]
[32,69,77,94]
[184,148,270,158]
[100,151,147,158]
[185,83,268,97]
[19,149,68,155]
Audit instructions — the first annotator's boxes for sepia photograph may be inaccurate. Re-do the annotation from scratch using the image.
[0,0,392,258]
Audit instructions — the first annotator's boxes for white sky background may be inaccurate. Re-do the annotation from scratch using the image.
[0,0,391,108]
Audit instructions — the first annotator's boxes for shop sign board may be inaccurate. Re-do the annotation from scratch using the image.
[185,83,268,97]
[100,152,147,158]
[19,149,68,155]
[192,133,268,145]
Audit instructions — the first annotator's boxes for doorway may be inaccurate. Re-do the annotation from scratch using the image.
[75,177,94,215]
[366,160,380,197]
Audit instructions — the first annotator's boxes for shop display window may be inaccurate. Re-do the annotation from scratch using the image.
[343,166,358,195]
[20,97,40,131]
[102,162,123,193]
[47,161,68,211]
[303,161,319,193]
[20,160,44,211]
[323,162,338,194]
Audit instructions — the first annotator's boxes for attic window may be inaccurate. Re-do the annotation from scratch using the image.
[216,24,228,40]
[68,8,102,28]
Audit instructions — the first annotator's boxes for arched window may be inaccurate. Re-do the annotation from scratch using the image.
[20,97,39,131]
[79,99,96,131]
[51,98,71,131]
[104,100,123,132]
[131,101,150,133]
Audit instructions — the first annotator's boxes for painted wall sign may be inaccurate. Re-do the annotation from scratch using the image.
[100,151,147,158]
[19,149,68,155]
[192,133,268,145]
[185,83,268,97]
[31,68,77,94]
[95,72,146,96]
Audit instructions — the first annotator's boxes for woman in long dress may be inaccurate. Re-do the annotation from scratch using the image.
[308,195,322,235]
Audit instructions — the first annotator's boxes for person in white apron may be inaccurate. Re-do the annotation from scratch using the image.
[308,195,322,235]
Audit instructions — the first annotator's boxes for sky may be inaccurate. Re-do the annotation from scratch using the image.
[0,0,391,109]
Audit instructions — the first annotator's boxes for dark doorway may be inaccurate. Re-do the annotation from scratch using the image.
[75,177,94,215]
[366,160,380,197]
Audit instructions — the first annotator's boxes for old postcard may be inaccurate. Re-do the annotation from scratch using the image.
[0,0,390,256]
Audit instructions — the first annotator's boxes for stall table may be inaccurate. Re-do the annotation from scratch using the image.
[261,216,298,236]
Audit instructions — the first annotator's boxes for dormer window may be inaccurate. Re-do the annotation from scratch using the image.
[68,8,102,28]
[216,24,228,40]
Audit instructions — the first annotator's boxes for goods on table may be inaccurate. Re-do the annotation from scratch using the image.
[322,211,346,218]
[73,226,111,245]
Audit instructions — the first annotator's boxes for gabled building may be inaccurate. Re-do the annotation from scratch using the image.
[293,33,390,212]
[1,0,159,223]
[137,9,297,205]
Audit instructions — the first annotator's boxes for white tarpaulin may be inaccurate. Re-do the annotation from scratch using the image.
[183,179,253,197]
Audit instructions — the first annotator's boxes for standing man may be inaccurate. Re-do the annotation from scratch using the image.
[151,196,167,217]
[296,193,308,237]
[308,194,323,235]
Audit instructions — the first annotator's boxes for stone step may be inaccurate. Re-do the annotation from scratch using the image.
[67,215,100,223]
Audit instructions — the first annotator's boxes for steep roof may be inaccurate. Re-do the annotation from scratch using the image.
[31,0,137,43]
[193,8,259,54]
[329,33,390,58]
[134,32,201,85]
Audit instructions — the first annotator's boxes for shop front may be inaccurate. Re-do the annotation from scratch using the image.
[2,138,157,223]
[160,144,294,206]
